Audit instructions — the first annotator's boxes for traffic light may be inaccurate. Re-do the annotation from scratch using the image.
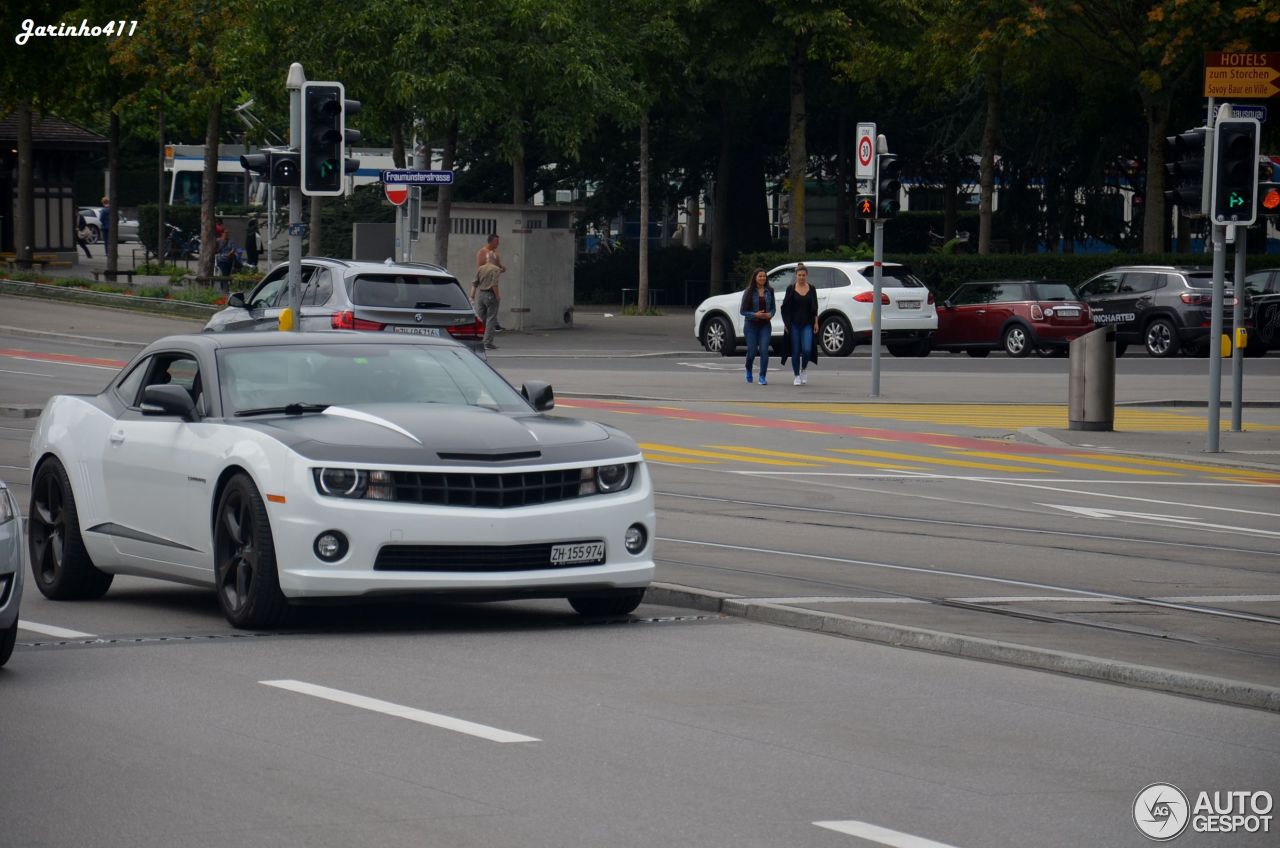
[1211,117,1260,225]
[301,81,361,196]
[1258,158,1280,217]
[854,194,875,220]
[239,151,299,187]
[875,153,900,218]
[1163,128,1207,217]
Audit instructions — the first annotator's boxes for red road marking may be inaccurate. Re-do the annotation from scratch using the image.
[558,398,1095,458]
[0,348,127,369]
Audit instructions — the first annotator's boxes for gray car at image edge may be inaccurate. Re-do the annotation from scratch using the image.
[0,480,24,668]
[203,258,487,357]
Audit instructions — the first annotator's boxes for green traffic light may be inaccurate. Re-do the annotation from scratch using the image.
[1229,192,1244,208]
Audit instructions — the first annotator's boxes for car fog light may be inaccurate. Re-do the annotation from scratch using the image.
[314,531,349,562]
[624,523,647,554]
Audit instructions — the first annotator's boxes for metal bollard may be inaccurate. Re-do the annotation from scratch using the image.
[1068,325,1116,431]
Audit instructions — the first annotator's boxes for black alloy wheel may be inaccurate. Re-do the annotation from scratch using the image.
[213,474,289,629]
[28,459,112,600]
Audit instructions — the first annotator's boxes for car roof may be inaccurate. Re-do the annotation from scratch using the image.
[143,332,462,355]
[291,257,453,276]
[1095,265,1212,273]
[769,260,902,271]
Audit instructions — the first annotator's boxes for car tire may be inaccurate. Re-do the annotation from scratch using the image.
[1144,318,1180,358]
[1115,344,1128,358]
[819,314,854,357]
[85,225,100,245]
[1002,324,1033,357]
[28,458,113,600]
[701,314,736,357]
[569,589,646,618]
[0,618,16,667]
[965,349,990,358]
[213,473,289,629]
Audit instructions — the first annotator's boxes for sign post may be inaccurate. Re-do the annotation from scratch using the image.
[383,170,453,265]
[286,63,305,331]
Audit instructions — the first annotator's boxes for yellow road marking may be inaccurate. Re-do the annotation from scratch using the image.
[640,453,708,465]
[638,443,821,467]
[950,449,1177,476]
[1057,452,1271,478]
[706,445,923,471]
[831,448,1053,473]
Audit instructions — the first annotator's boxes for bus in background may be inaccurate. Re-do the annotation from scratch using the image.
[164,144,398,206]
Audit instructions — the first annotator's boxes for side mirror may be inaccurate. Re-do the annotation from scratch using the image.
[141,384,197,421]
[227,292,247,309]
[521,380,555,412]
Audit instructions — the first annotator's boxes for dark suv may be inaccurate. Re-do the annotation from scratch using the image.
[932,280,1093,357]
[1244,269,1280,354]
[1075,266,1249,357]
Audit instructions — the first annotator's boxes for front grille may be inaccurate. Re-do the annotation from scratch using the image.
[375,542,603,572]
[387,469,583,508]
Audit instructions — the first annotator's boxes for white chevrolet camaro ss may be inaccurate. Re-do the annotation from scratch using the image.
[28,333,655,628]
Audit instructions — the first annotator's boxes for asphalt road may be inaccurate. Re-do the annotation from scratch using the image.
[1,297,1278,847]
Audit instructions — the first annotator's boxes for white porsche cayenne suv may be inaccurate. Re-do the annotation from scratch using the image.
[694,261,937,357]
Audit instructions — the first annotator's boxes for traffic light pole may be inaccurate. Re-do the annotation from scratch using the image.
[870,220,884,398]
[1207,223,1226,452]
[1232,227,1246,432]
[287,63,305,331]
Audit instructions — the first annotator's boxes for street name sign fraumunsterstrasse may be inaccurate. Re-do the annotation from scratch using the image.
[381,169,455,185]
[1204,52,1280,99]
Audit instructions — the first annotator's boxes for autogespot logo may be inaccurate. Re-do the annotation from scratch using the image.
[1134,783,1190,841]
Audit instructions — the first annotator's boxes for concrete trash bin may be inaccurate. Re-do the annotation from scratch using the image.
[1068,325,1116,431]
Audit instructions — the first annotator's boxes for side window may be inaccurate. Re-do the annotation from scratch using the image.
[1121,273,1159,294]
[767,267,795,292]
[1080,273,1121,298]
[249,271,289,310]
[951,285,991,306]
[807,267,839,289]
[302,267,334,306]
[114,358,151,407]
[990,283,1027,302]
[139,353,203,414]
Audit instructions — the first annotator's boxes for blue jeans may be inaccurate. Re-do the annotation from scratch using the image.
[744,321,770,376]
[789,323,814,376]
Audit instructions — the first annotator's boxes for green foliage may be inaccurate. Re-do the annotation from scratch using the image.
[575,244,712,305]
[318,185,397,259]
[138,286,171,299]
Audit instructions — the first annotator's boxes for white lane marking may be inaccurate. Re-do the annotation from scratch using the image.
[658,538,1280,625]
[723,470,1275,487]
[735,595,1280,606]
[0,367,66,378]
[18,620,97,638]
[1042,503,1280,538]
[972,479,1280,517]
[259,680,540,743]
[814,820,962,848]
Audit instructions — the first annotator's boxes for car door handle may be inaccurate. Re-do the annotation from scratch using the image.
[975,309,986,314]
[109,431,125,444]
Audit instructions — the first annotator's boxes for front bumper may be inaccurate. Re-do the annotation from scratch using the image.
[267,462,656,599]
[0,489,24,630]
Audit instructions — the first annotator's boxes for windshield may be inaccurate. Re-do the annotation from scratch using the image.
[216,344,531,415]
[348,274,471,309]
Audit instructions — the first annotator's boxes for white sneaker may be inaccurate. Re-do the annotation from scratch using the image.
[793,376,802,386]
[801,371,808,384]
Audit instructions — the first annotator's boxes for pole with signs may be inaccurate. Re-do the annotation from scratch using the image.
[869,133,891,398]
[1231,227,1246,431]
[287,63,305,331]
[1208,222,1227,452]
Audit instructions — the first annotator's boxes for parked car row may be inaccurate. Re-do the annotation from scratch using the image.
[693,262,1278,358]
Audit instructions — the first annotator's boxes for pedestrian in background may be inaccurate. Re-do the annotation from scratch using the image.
[781,262,819,385]
[244,219,262,271]
[476,234,506,332]
[98,197,110,245]
[75,212,92,258]
[472,253,502,350]
[740,267,775,385]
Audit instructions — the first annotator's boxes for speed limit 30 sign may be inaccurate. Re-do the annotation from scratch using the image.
[856,122,876,180]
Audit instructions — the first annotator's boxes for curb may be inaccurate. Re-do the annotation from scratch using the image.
[1021,427,1280,473]
[0,280,219,319]
[644,582,1280,712]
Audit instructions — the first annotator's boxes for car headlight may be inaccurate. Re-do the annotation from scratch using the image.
[313,469,396,500]
[0,491,12,524]
[579,463,635,496]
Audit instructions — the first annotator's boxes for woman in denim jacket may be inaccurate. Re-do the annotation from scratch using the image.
[740,268,776,385]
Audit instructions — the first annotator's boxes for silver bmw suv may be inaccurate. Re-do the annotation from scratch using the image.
[204,258,486,356]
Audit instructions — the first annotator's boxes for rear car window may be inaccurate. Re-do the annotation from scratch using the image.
[878,267,925,288]
[1184,272,1216,289]
[1034,282,1078,301]
[348,274,470,309]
